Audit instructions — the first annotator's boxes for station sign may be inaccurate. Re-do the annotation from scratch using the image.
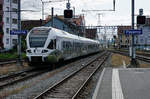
[10,30,28,35]
[124,29,142,35]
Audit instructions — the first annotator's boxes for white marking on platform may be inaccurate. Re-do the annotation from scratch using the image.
[112,69,124,99]
[122,61,126,68]
[92,68,106,99]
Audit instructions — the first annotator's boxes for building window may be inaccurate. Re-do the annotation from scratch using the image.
[0,4,2,10]
[0,26,3,33]
[13,28,17,31]
[6,0,9,2]
[6,28,9,34]
[12,39,17,45]
[12,0,18,4]
[6,7,9,12]
[0,15,2,22]
[12,8,17,13]
[6,38,9,44]
[6,18,9,23]
[140,39,143,43]
[12,19,17,24]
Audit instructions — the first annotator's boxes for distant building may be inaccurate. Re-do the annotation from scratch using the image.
[85,28,97,39]
[137,18,150,47]
[44,15,85,37]
[117,26,132,48]
[21,20,44,31]
[0,0,18,49]
[0,0,3,49]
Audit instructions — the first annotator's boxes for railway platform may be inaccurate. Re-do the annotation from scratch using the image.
[93,68,150,99]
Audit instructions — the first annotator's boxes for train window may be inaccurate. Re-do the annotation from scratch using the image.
[29,37,47,47]
[47,39,56,49]
[48,40,53,49]
[29,28,50,48]
[31,28,50,35]
[66,42,69,49]
[53,39,56,49]
[63,41,65,48]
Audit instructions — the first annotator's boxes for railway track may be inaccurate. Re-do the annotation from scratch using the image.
[34,51,110,99]
[0,68,48,89]
[0,59,24,67]
[110,50,150,63]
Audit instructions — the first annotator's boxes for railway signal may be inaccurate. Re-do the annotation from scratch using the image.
[64,0,73,18]
[64,9,73,18]
[137,16,146,25]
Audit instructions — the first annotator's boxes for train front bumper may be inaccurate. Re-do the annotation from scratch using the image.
[27,54,58,63]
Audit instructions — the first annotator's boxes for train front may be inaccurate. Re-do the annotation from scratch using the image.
[26,27,52,65]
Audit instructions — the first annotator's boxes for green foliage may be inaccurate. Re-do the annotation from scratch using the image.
[0,52,26,60]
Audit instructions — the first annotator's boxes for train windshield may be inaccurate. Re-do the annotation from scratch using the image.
[29,28,50,47]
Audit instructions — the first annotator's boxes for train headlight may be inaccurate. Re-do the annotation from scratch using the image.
[27,50,32,53]
[42,49,48,53]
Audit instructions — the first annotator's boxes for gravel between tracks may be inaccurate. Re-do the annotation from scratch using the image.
[75,53,111,99]
[0,53,102,99]
[0,62,30,76]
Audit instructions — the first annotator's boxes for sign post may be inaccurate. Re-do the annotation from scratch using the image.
[124,29,142,67]
[18,0,21,66]
[10,30,27,66]
[124,29,142,35]
[10,30,27,35]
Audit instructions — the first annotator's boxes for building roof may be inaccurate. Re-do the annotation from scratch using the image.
[45,15,84,27]
[117,26,131,35]
[146,18,150,26]
[21,20,45,31]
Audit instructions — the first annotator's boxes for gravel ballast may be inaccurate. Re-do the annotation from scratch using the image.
[0,53,101,99]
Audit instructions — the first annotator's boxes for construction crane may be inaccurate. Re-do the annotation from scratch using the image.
[82,0,116,12]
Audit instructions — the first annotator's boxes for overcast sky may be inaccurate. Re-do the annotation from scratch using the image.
[21,0,150,26]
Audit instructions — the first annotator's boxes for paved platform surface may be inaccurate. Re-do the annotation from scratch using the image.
[93,68,150,99]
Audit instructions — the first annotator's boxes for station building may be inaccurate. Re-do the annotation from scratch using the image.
[85,28,98,40]
[0,0,18,50]
[117,26,132,49]
[0,0,3,49]
[44,15,86,37]
[117,17,150,50]
[137,18,150,49]
[21,20,43,31]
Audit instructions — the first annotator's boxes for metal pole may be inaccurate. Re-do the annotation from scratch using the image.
[130,0,136,67]
[131,0,134,57]
[17,0,21,65]
[41,0,44,21]
[10,0,12,48]
[73,7,75,18]
[42,2,44,20]
[51,7,54,27]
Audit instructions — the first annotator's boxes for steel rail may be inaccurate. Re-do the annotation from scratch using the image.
[0,68,34,81]
[0,69,48,89]
[72,53,110,99]
[0,60,24,67]
[34,51,108,99]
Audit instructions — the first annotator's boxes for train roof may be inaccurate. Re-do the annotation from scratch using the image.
[32,26,99,44]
